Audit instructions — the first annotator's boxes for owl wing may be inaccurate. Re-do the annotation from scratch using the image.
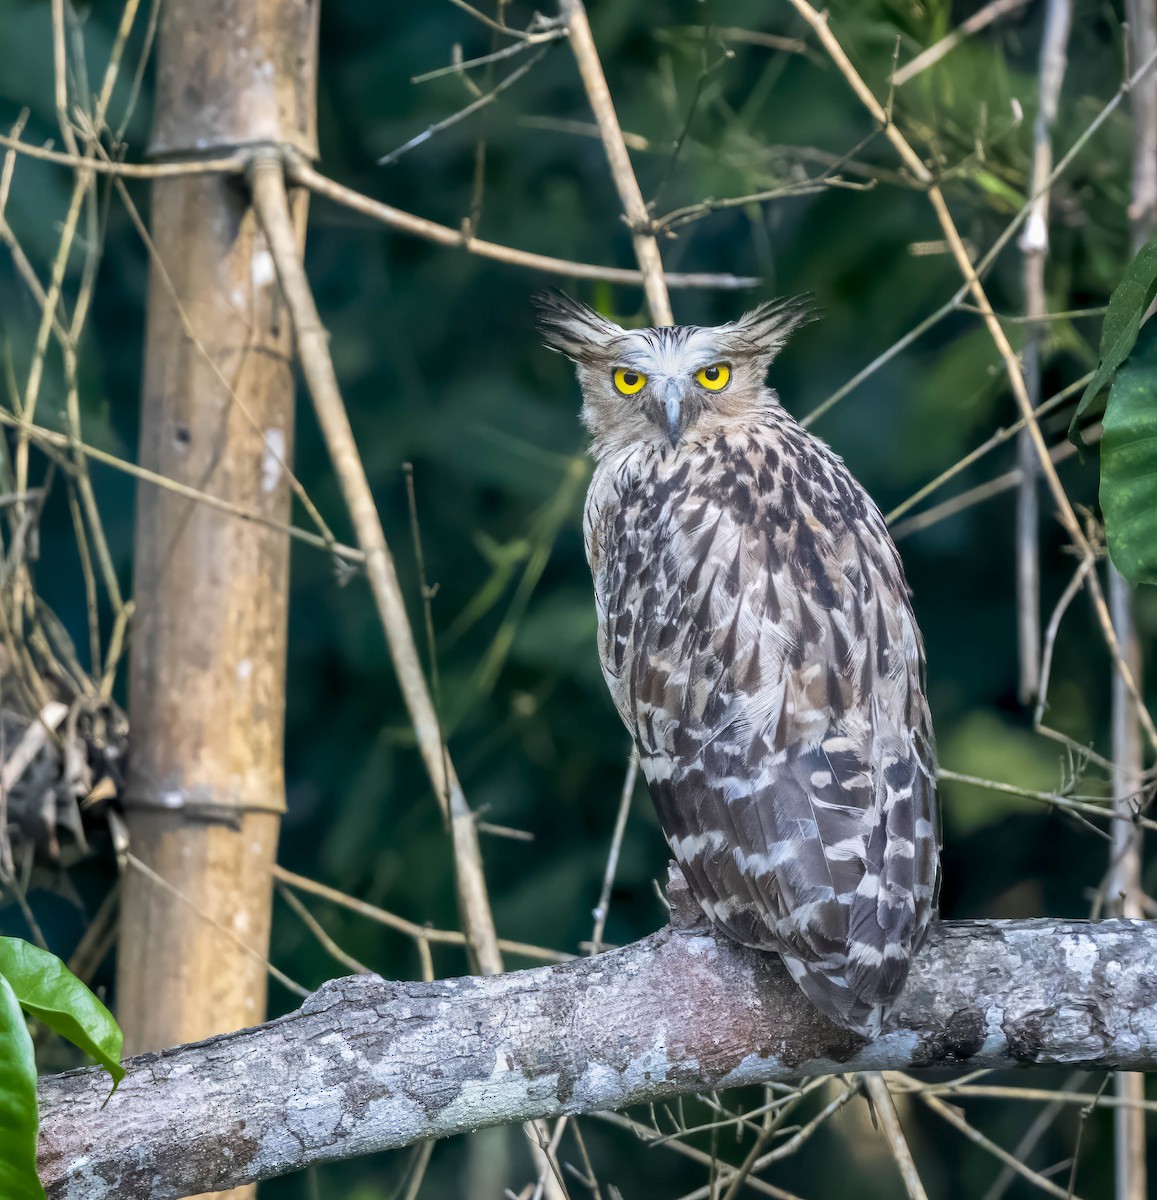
[588,430,938,1038]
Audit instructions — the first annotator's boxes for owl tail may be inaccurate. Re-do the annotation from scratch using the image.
[780,953,895,1040]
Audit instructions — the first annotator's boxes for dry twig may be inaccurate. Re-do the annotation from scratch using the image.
[889,440,1079,541]
[250,153,504,977]
[893,0,1033,87]
[287,159,752,291]
[861,1073,929,1200]
[589,747,637,956]
[920,1091,1082,1200]
[272,864,573,964]
[1016,0,1071,705]
[123,853,307,999]
[559,0,673,325]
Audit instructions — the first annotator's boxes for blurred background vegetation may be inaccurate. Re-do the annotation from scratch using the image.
[1,0,1155,1195]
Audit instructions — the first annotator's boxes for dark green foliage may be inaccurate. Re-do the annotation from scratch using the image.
[0,975,43,1200]
[1101,319,1157,584]
[1071,237,1157,444]
[0,939,124,1197]
[0,938,124,1084]
[1073,236,1157,584]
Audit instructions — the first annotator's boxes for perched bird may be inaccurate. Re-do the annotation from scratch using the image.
[539,292,940,1037]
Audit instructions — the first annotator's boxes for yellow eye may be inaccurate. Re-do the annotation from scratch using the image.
[696,363,731,391]
[613,367,647,395]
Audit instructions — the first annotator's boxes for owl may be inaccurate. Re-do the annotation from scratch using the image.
[539,292,940,1038]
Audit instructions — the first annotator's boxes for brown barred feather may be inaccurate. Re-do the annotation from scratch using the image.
[543,295,940,1038]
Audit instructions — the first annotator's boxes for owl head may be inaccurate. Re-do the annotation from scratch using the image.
[537,291,811,454]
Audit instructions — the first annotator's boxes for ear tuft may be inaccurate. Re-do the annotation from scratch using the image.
[536,290,625,362]
[725,295,816,360]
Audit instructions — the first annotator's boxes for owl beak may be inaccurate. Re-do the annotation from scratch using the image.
[663,380,685,446]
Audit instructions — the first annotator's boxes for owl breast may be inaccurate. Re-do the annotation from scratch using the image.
[584,413,939,1038]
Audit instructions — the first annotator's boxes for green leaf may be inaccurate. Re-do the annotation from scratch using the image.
[1071,238,1157,445]
[1101,318,1157,585]
[0,938,124,1084]
[0,974,45,1200]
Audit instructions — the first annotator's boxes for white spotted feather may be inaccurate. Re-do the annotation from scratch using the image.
[541,292,940,1038]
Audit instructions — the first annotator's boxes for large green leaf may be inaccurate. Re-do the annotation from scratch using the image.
[1071,238,1157,446]
[0,974,45,1200]
[0,938,124,1084]
[1101,318,1157,585]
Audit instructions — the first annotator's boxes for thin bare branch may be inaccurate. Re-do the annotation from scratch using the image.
[559,0,673,325]
[902,1083,1157,1113]
[123,853,308,999]
[287,159,755,289]
[0,408,364,565]
[802,46,1156,428]
[1036,556,1095,730]
[1016,0,1072,705]
[596,1113,805,1200]
[380,45,552,166]
[447,0,547,40]
[272,865,574,964]
[861,1074,929,1200]
[0,132,248,176]
[702,27,810,57]
[890,439,1079,541]
[884,376,1089,526]
[251,152,503,974]
[982,1072,1089,1200]
[654,159,875,233]
[893,0,1033,87]
[937,768,1157,831]
[275,880,373,976]
[412,26,567,84]
[919,1092,1083,1200]
[589,747,638,956]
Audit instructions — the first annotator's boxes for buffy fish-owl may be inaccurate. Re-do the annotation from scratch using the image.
[539,293,940,1037]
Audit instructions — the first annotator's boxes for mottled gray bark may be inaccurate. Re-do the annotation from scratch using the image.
[37,873,1157,1199]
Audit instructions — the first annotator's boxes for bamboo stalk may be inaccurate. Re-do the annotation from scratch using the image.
[117,7,318,1200]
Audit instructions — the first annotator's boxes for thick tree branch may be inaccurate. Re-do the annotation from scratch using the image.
[36,870,1157,1199]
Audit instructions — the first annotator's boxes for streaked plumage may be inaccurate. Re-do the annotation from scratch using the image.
[539,292,940,1037]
